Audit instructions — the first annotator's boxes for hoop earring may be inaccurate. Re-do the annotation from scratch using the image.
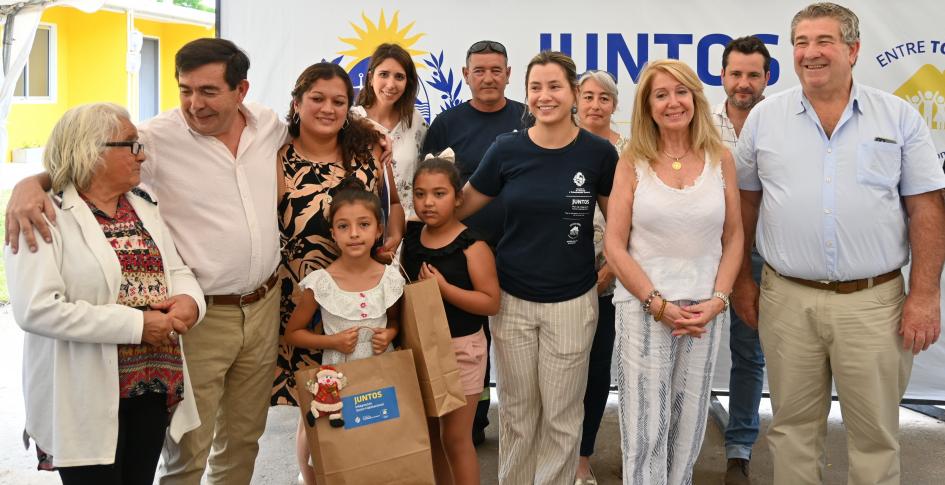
[342,116,350,131]
[292,112,300,125]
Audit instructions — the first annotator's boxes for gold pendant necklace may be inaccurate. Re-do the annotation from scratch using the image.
[664,147,690,171]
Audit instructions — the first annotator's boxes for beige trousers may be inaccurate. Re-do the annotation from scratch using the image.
[759,265,912,485]
[492,288,598,485]
[159,288,280,485]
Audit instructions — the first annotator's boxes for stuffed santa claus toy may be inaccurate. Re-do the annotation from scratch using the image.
[305,365,348,428]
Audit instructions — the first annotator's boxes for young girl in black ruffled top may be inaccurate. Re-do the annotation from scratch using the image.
[401,156,500,485]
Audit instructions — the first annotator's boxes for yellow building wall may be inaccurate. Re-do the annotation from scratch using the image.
[7,6,213,160]
[134,18,214,113]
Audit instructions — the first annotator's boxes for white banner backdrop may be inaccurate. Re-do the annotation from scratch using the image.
[221,0,945,401]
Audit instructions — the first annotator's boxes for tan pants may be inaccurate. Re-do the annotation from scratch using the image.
[159,288,280,485]
[492,288,598,485]
[759,265,912,485]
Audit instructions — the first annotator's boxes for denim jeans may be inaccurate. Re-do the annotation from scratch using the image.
[724,250,766,460]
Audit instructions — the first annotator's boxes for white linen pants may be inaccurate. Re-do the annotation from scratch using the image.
[615,300,724,485]
[492,288,598,485]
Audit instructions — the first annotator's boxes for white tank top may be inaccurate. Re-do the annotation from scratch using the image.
[613,151,726,304]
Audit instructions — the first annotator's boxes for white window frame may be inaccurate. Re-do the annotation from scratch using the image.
[12,22,58,104]
[139,34,161,118]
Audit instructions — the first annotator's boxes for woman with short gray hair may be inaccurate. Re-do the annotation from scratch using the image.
[574,68,628,485]
[4,103,205,484]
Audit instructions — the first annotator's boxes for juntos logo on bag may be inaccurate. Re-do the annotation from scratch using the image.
[342,386,400,429]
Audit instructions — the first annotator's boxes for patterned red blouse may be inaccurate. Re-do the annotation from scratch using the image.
[34,194,186,471]
[85,194,184,409]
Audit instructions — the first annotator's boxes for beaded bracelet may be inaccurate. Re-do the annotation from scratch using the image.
[654,298,668,321]
[642,289,662,313]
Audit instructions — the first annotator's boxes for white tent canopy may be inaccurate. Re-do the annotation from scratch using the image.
[0,0,103,162]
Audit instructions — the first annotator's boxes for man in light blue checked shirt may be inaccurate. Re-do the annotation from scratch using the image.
[734,3,945,485]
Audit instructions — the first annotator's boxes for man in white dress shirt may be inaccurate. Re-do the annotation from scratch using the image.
[735,4,945,484]
[6,38,286,485]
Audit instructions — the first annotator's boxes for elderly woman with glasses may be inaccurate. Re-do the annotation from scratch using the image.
[4,103,205,485]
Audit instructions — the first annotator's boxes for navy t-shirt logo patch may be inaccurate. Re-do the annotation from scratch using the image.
[568,222,581,244]
[573,171,586,186]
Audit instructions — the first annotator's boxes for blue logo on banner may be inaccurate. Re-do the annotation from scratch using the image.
[329,10,464,124]
[341,386,400,429]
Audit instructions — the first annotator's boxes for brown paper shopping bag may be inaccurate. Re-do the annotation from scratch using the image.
[400,277,467,417]
[295,350,435,485]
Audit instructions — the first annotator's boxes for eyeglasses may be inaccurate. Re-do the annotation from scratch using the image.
[466,40,507,58]
[104,141,145,155]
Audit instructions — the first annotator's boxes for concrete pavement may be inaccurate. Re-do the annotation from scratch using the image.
[0,305,943,484]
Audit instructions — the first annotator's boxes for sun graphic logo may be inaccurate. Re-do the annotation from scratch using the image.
[333,10,466,123]
[894,64,945,131]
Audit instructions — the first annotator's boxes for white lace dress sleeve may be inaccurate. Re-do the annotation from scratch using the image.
[308,265,405,364]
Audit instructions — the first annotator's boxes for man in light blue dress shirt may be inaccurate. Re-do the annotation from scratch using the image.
[735,3,945,485]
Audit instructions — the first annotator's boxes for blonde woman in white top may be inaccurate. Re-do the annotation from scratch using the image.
[603,59,743,484]
[352,43,429,219]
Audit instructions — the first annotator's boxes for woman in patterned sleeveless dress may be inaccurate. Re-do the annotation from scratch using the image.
[269,62,404,485]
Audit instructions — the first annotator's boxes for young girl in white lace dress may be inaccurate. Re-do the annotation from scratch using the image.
[284,179,405,365]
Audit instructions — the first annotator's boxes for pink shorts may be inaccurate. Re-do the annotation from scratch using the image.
[450,328,488,397]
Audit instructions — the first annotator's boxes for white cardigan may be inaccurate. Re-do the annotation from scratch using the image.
[4,185,206,467]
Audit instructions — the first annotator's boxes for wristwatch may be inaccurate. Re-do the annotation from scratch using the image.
[712,291,730,310]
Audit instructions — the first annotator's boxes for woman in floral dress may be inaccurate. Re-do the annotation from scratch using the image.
[268,62,404,485]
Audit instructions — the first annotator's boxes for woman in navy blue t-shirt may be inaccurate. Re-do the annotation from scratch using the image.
[458,51,618,484]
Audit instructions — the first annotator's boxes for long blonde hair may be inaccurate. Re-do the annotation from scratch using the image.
[625,59,723,166]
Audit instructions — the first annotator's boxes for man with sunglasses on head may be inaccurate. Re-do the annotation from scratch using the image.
[422,39,527,446]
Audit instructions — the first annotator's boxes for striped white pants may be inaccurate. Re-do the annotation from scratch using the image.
[492,288,598,485]
[615,300,725,485]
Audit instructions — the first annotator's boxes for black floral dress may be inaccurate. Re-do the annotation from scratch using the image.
[270,143,381,406]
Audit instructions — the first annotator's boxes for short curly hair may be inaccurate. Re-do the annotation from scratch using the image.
[790,2,859,46]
